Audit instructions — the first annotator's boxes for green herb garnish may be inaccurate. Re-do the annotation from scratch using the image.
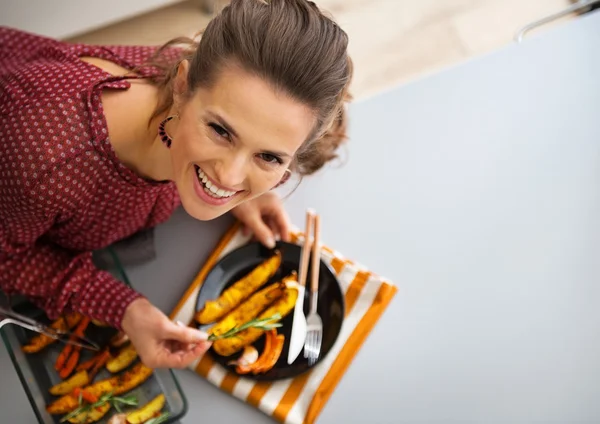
[59,391,138,423]
[207,313,283,341]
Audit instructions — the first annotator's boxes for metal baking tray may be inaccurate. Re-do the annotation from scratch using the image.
[0,247,188,424]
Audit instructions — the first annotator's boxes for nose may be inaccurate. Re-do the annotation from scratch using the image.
[213,153,247,189]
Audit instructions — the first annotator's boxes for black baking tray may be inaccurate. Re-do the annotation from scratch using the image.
[0,247,188,424]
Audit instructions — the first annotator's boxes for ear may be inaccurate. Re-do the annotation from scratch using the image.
[173,60,190,104]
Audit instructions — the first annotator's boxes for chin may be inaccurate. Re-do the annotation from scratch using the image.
[178,195,233,221]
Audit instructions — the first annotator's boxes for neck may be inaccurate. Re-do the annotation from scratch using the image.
[105,81,174,182]
[125,112,173,182]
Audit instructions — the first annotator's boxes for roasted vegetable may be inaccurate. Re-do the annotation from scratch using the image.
[195,251,282,324]
[110,331,129,348]
[60,349,81,379]
[21,313,81,353]
[230,330,285,375]
[49,370,90,396]
[213,277,298,356]
[125,393,165,424]
[65,402,111,424]
[47,362,153,415]
[89,348,112,380]
[208,281,285,337]
[76,347,111,376]
[72,387,99,404]
[106,343,137,373]
[55,317,91,377]
[252,331,284,374]
[227,346,259,374]
[107,414,127,424]
[91,319,108,327]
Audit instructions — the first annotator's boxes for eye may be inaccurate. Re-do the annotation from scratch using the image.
[209,123,230,140]
[258,153,283,165]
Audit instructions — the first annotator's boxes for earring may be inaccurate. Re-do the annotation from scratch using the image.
[158,114,178,147]
[273,169,292,189]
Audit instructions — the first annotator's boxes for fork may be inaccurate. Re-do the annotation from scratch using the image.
[304,212,323,365]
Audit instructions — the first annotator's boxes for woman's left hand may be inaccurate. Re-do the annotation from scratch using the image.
[230,192,291,248]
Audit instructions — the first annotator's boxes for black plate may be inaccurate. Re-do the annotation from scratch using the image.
[194,241,345,381]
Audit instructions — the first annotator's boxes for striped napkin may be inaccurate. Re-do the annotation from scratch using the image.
[169,221,397,424]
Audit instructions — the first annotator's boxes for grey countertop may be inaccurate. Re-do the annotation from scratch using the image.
[2,9,600,424]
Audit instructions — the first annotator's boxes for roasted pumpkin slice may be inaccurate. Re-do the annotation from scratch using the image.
[213,276,298,356]
[208,281,285,337]
[196,250,282,324]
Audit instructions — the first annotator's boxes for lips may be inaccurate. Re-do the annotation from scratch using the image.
[195,165,237,199]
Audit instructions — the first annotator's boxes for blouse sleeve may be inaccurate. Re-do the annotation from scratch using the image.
[0,106,144,330]
[0,236,144,330]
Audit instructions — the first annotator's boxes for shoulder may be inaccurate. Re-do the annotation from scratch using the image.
[0,93,108,205]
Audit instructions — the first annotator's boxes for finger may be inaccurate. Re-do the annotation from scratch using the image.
[241,224,250,236]
[162,320,209,345]
[192,340,212,355]
[271,210,291,242]
[158,349,202,369]
[246,213,276,248]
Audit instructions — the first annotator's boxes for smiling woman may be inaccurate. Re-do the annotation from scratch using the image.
[0,0,352,371]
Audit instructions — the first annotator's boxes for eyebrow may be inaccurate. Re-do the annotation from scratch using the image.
[206,111,291,159]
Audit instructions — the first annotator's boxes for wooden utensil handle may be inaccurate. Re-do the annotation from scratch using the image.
[310,214,321,294]
[298,210,314,288]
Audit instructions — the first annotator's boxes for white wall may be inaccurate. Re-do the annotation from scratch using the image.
[0,0,184,39]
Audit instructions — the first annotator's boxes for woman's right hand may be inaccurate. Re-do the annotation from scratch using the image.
[121,297,211,369]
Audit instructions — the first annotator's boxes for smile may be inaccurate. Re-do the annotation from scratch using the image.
[194,165,239,201]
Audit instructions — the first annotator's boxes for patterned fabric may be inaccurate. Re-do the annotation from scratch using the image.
[0,26,182,329]
[171,222,398,424]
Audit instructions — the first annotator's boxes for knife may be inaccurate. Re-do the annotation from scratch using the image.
[287,210,314,365]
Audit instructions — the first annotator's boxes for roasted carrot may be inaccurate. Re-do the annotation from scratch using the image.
[72,387,98,404]
[75,356,98,372]
[22,313,82,354]
[252,333,284,374]
[89,348,111,380]
[76,346,109,372]
[236,330,274,374]
[59,349,80,379]
[55,344,73,371]
[55,316,90,374]
[72,316,91,337]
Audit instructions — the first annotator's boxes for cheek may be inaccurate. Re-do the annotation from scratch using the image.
[247,166,285,194]
[170,126,208,167]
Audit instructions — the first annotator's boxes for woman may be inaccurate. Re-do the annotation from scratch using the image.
[0,0,352,369]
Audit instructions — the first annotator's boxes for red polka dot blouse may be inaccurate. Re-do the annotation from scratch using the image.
[0,27,183,330]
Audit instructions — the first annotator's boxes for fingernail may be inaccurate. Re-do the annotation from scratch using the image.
[193,330,209,341]
[176,320,186,327]
[266,237,276,248]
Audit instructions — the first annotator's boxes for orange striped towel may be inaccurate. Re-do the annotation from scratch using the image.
[169,221,397,424]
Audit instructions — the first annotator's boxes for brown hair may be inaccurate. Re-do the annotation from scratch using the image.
[144,0,352,177]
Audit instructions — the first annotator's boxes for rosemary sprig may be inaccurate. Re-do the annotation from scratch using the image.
[59,391,138,423]
[146,412,171,424]
[207,313,283,341]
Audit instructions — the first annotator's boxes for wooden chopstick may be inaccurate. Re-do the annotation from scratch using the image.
[310,213,321,293]
[297,209,314,288]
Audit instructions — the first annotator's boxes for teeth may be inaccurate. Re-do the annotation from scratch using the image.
[196,167,236,198]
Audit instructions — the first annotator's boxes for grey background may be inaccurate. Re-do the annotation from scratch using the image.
[2,10,600,424]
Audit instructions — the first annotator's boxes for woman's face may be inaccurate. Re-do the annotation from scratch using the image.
[166,62,316,221]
